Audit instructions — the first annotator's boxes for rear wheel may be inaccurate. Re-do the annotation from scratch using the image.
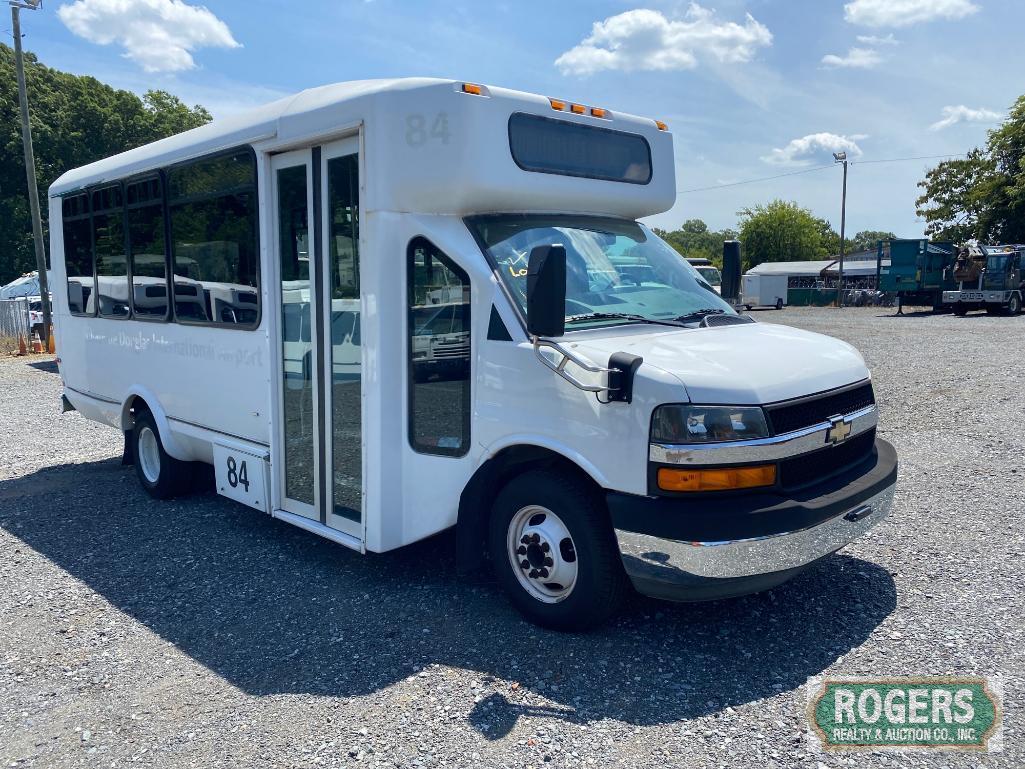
[488,469,628,631]
[133,410,189,499]
[953,305,968,316]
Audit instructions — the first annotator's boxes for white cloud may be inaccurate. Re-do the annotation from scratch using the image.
[57,0,240,73]
[844,0,978,28]
[929,105,1003,131]
[762,133,867,165]
[821,47,883,69]
[856,33,899,45]
[554,5,772,76]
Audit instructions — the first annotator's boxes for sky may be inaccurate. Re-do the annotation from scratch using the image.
[11,0,1023,237]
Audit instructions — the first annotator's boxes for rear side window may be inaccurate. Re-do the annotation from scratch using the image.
[167,150,260,327]
[62,193,93,316]
[126,176,169,320]
[92,184,129,319]
[508,112,652,185]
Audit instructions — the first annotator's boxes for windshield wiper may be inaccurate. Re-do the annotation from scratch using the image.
[565,312,686,328]
[671,308,728,324]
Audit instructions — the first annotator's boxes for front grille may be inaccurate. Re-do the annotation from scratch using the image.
[765,382,875,436]
[778,428,876,490]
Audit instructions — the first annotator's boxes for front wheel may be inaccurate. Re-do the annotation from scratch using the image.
[1008,294,1022,316]
[488,470,628,631]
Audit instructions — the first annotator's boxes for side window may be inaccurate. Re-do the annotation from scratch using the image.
[92,185,129,318]
[62,193,93,316]
[126,177,169,320]
[407,238,471,456]
[167,150,259,327]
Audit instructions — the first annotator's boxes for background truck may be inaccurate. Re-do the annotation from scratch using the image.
[877,238,956,313]
[686,257,723,295]
[741,273,787,310]
[942,244,1024,316]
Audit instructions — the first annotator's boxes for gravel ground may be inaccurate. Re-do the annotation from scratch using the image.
[0,306,1021,768]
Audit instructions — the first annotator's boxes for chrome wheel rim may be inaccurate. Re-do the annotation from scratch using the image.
[507,505,578,604]
[138,426,161,484]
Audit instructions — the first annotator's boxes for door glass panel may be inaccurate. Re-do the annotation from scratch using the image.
[277,164,314,506]
[327,154,361,521]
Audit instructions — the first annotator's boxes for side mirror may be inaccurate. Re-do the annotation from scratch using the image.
[526,244,566,338]
[721,240,742,304]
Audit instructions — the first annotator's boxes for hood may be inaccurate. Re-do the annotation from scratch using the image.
[572,322,869,405]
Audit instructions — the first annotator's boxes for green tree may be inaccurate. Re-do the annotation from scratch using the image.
[916,95,1025,244]
[849,230,899,253]
[915,148,995,243]
[654,219,738,266]
[814,217,840,257]
[737,200,830,269]
[1,44,211,285]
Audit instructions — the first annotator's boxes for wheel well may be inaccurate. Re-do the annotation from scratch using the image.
[455,445,601,574]
[120,396,153,466]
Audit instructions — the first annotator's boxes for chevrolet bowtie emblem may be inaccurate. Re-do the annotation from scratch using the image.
[826,417,852,444]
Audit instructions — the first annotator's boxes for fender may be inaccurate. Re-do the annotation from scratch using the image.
[477,433,612,489]
[120,386,190,462]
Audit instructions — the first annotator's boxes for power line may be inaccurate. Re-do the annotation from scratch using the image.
[677,152,970,195]
[677,164,833,194]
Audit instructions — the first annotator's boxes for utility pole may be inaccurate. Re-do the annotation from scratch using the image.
[11,0,51,345]
[833,151,848,308]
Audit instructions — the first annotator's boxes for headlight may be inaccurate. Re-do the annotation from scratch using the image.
[650,404,769,444]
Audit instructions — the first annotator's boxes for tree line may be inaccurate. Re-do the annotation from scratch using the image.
[657,205,895,270]
[1,44,211,286]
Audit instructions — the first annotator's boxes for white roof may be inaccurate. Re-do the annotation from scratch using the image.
[747,260,836,277]
[0,271,52,300]
[49,78,676,220]
[746,259,887,278]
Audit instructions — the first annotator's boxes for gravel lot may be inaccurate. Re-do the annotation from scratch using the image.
[1,306,1021,768]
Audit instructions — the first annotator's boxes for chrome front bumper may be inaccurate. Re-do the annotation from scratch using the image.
[616,482,894,582]
[611,436,898,601]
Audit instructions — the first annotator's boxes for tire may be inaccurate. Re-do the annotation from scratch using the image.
[1008,294,1022,316]
[775,298,784,310]
[953,305,968,316]
[488,469,629,631]
[133,410,189,499]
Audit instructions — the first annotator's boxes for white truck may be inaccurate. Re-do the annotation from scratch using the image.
[742,273,787,310]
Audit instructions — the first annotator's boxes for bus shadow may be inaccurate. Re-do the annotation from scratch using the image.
[0,459,896,731]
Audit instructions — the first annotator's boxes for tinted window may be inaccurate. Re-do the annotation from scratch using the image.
[508,112,652,184]
[62,193,93,316]
[168,151,259,327]
[126,177,168,319]
[90,185,129,319]
[408,238,470,457]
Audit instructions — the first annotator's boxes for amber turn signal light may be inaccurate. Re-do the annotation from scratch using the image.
[657,465,776,492]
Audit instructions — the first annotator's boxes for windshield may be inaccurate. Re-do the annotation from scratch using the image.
[468,215,731,328]
[696,266,722,286]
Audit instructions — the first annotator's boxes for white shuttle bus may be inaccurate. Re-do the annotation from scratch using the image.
[50,79,897,629]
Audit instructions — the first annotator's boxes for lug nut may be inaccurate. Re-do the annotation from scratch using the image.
[539,568,549,578]
[541,542,550,552]
[530,534,540,543]
[517,546,527,556]
[544,557,553,567]
[521,535,530,545]
[529,569,539,578]
[520,560,530,569]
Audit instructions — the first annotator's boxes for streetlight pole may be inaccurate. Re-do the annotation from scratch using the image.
[10,0,51,346]
[833,151,848,308]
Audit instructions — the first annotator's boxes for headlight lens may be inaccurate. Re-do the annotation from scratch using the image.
[651,405,769,444]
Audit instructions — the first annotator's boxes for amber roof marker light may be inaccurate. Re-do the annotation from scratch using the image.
[461,83,484,96]
[549,98,566,111]
[655,120,669,131]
